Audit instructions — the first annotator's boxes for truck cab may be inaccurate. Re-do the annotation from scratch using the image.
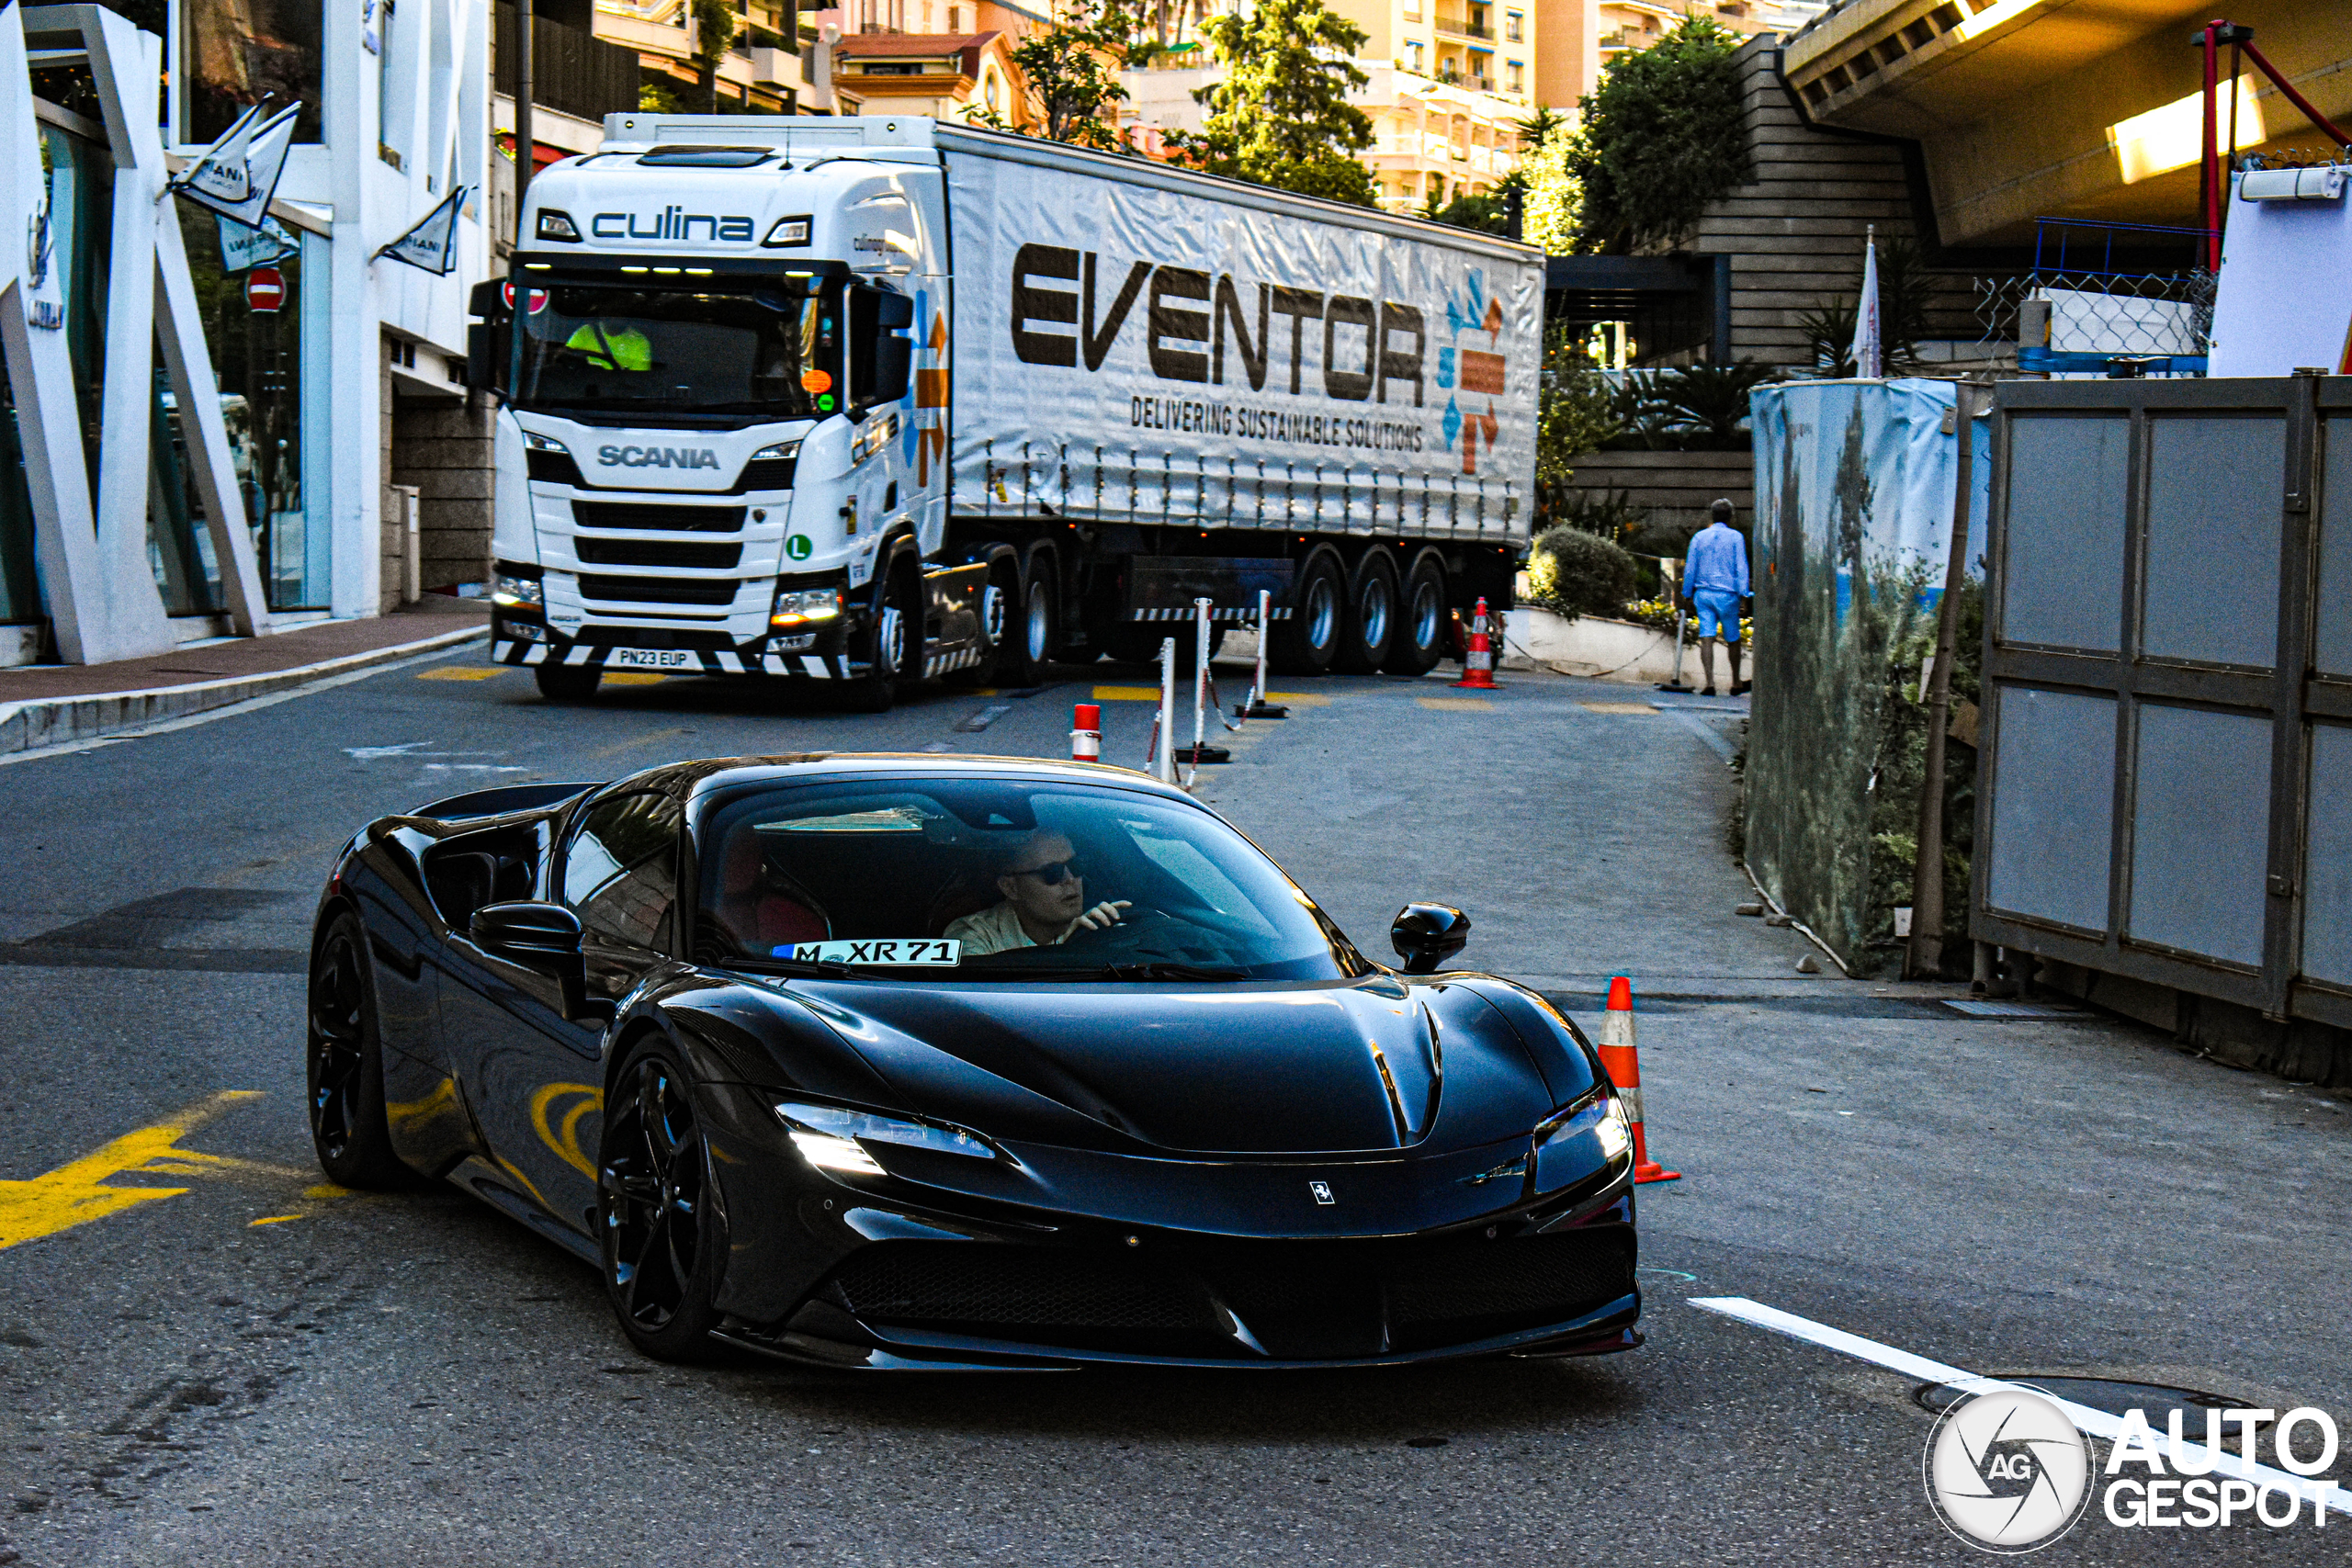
[471,126,977,708]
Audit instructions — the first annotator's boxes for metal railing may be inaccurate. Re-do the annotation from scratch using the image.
[495,6,644,126]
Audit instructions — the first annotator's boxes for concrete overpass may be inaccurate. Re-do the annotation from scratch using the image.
[1782,0,2350,248]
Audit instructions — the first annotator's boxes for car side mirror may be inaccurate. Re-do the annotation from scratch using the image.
[469,902,604,1019]
[1391,902,1471,975]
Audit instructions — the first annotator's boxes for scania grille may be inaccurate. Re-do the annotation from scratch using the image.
[571,500,747,533]
[572,537,743,570]
[825,1231,1634,1359]
[577,574,741,606]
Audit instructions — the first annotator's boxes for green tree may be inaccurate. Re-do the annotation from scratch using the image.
[690,0,738,112]
[1564,15,1747,254]
[1170,0,1377,207]
[975,0,1134,149]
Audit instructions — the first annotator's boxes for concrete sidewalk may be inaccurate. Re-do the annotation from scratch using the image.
[0,600,489,758]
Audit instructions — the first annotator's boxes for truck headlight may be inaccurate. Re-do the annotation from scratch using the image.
[775,1100,993,1175]
[771,584,843,626]
[750,440,801,462]
[521,430,570,455]
[536,209,582,242]
[492,573,544,608]
[762,216,812,248]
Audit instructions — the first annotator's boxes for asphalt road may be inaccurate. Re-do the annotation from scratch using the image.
[0,646,2346,1565]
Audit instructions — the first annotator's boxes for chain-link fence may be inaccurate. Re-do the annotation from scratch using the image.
[1974,268,2216,363]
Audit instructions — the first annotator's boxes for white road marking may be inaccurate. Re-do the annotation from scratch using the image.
[1689,1296,2352,1517]
[344,741,435,760]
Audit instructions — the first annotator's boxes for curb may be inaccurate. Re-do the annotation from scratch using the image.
[0,626,489,758]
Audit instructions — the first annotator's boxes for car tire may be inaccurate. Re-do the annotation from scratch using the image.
[1334,547,1399,674]
[596,1038,728,1363]
[837,566,912,714]
[305,911,415,1190]
[1384,553,1448,675]
[534,663,602,703]
[1268,548,1343,675]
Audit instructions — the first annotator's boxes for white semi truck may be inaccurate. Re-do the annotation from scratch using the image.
[469,114,1543,707]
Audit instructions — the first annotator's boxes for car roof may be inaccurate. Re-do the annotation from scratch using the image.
[601,753,1200,807]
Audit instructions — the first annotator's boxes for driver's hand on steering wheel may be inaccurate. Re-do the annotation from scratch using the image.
[1070,900,1132,933]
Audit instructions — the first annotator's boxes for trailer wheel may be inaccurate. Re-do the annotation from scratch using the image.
[1335,547,1399,674]
[1384,554,1448,675]
[534,663,602,703]
[1268,548,1343,675]
[1005,556,1056,684]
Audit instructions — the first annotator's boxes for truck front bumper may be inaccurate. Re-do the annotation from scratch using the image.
[491,614,857,680]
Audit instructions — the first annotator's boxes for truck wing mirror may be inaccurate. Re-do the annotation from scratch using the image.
[874,291,914,330]
[466,321,509,396]
[867,336,912,405]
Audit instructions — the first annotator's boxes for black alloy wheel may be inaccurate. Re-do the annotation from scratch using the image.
[1384,553,1449,675]
[597,1043,726,1360]
[1269,548,1344,675]
[534,662,603,703]
[305,912,412,1189]
[1335,548,1400,674]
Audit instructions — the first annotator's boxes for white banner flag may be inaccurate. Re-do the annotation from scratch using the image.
[374,185,469,275]
[171,103,301,229]
[1850,227,1883,379]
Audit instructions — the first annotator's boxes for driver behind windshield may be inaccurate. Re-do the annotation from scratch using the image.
[946,831,1129,956]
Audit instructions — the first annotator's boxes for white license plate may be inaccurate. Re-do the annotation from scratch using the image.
[608,648,697,671]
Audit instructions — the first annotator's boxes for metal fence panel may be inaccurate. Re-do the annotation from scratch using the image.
[2002,415,2127,651]
[2300,724,2352,988]
[2128,703,2271,966]
[2316,423,2352,678]
[1974,374,2352,1024]
[1985,686,2116,932]
[2143,416,2283,670]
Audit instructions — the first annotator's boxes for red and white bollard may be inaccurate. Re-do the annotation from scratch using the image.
[1453,596,1500,690]
[1070,703,1102,762]
[1594,976,1679,1184]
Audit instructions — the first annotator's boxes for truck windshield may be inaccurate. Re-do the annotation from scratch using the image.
[517,284,838,416]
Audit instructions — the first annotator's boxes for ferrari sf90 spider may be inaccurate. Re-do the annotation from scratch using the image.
[309,754,1642,1367]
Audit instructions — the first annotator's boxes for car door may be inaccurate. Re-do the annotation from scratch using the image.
[439,792,684,1238]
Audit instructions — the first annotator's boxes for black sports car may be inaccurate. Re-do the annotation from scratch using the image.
[308,754,1643,1368]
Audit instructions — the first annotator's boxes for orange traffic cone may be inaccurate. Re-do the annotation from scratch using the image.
[1596,976,1679,1183]
[1453,597,1499,689]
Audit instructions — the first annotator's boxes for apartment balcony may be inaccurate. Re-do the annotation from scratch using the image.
[1434,14,1494,39]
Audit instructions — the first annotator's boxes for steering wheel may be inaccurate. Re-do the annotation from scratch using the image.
[1054,907,1175,953]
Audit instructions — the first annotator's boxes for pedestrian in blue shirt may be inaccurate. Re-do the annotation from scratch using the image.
[1679,498,1751,695]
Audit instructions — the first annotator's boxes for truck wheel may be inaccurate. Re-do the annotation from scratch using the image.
[1384,554,1448,675]
[945,563,1012,688]
[535,663,602,703]
[1002,558,1056,684]
[1335,548,1399,674]
[1269,549,1343,675]
[838,571,912,713]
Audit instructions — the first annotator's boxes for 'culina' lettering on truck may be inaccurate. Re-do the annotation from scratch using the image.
[1006,243,1426,406]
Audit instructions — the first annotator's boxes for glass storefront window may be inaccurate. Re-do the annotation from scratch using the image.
[182,0,322,145]
[177,203,322,611]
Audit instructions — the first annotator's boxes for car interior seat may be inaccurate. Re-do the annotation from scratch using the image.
[714,831,831,953]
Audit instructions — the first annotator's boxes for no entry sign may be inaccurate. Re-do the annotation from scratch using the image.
[245,266,286,312]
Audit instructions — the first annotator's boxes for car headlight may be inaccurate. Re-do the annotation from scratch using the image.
[492,572,544,608]
[1531,1089,1632,1190]
[771,584,843,627]
[750,440,802,463]
[775,1100,993,1175]
[521,430,570,455]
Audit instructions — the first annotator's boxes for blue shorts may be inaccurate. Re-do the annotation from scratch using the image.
[1692,590,1743,641]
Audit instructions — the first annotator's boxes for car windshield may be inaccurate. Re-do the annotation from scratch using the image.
[693,778,1367,980]
[517,282,838,417]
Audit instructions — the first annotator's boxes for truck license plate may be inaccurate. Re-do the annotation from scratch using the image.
[608,648,696,671]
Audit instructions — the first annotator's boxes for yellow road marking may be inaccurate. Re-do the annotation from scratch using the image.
[583,724,694,761]
[600,671,669,687]
[1418,696,1494,712]
[1091,685,1162,701]
[1262,692,1332,707]
[248,1214,307,1227]
[415,666,504,682]
[305,1183,352,1201]
[0,1090,264,1252]
[1579,701,1658,715]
